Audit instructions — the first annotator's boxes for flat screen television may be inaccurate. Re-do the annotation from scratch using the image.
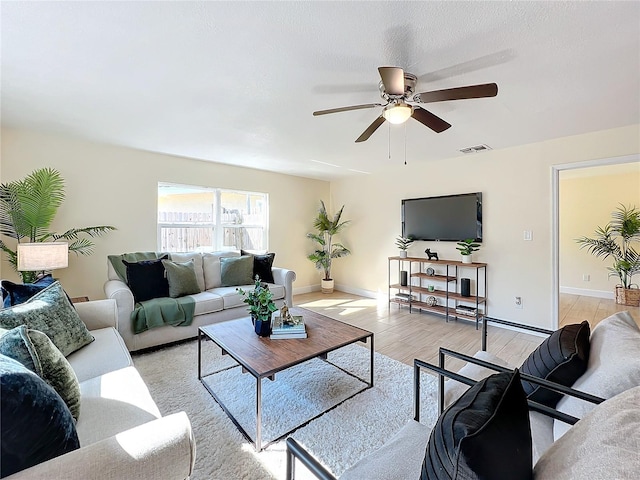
[401,192,482,242]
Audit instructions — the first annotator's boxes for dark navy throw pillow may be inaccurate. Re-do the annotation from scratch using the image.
[0,354,79,477]
[2,274,56,308]
[123,255,170,303]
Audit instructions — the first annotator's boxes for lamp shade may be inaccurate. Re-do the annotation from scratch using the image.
[17,242,69,271]
[383,103,413,124]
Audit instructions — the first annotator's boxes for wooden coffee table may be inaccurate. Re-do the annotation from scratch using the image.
[197,307,374,451]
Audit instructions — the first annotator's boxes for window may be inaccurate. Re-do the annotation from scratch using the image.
[158,183,268,252]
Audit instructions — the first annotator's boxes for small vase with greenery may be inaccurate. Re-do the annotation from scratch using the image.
[576,204,640,305]
[0,167,116,283]
[237,276,279,336]
[306,200,350,293]
[395,236,414,258]
[456,238,481,264]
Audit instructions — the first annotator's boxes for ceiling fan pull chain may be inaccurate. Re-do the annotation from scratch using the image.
[404,122,408,165]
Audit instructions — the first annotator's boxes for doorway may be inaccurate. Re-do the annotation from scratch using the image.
[552,154,640,329]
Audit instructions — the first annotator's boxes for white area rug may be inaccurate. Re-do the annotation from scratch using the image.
[133,339,438,480]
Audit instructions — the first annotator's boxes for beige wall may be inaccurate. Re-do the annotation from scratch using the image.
[0,128,330,300]
[559,164,640,296]
[330,124,640,329]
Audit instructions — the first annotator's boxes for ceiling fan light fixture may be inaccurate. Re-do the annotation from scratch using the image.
[383,103,412,124]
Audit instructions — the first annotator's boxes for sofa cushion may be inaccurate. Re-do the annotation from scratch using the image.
[123,256,169,303]
[0,354,79,477]
[553,311,640,440]
[169,252,205,292]
[108,252,162,282]
[0,325,81,420]
[241,250,275,283]
[535,386,640,479]
[1,274,55,307]
[421,370,532,480]
[162,259,201,298]
[0,282,94,356]
[203,251,240,289]
[520,321,590,408]
[67,327,132,383]
[188,291,224,316]
[76,366,161,446]
[339,420,430,480]
[220,255,254,287]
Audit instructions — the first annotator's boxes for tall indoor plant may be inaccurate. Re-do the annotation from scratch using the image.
[576,204,640,306]
[0,167,116,283]
[306,200,350,293]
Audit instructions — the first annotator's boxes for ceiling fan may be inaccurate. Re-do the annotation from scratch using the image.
[313,66,498,143]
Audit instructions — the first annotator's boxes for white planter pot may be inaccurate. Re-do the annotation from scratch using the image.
[399,251,408,258]
[461,254,473,264]
[321,278,334,294]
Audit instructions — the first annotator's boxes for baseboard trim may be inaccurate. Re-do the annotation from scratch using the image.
[333,283,378,299]
[560,286,614,300]
[293,285,321,295]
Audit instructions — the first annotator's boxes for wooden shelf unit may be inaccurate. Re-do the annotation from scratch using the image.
[388,256,487,328]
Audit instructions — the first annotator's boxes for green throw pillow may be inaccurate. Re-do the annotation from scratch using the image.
[220,255,254,287]
[162,259,201,298]
[0,326,81,420]
[0,282,94,356]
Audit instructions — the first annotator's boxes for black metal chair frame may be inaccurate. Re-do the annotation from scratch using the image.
[286,316,605,480]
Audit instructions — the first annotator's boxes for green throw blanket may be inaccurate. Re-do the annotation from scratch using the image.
[108,252,196,334]
[131,296,196,334]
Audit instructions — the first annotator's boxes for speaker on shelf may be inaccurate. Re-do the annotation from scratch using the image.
[461,278,471,297]
[400,271,408,286]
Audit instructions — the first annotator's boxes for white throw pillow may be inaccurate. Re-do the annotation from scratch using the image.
[553,311,640,440]
[534,386,640,479]
[202,251,240,290]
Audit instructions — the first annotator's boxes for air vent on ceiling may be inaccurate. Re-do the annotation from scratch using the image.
[460,144,492,154]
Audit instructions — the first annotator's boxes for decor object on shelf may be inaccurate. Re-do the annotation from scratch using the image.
[456,238,481,264]
[400,271,408,286]
[395,236,414,258]
[576,203,640,306]
[425,267,435,276]
[306,200,351,294]
[0,167,115,283]
[424,248,439,261]
[425,296,437,307]
[237,276,278,336]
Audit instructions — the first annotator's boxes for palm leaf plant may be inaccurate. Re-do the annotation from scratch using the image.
[576,204,640,289]
[0,167,116,283]
[395,236,414,251]
[306,200,350,281]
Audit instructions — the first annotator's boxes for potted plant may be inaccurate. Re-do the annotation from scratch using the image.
[237,276,279,336]
[395,236,414,258]
[0,167,116,283]
[456,238,481,264]
[306,200,350,294]
[576,204,640,306]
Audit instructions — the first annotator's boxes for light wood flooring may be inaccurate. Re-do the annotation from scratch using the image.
[559,293,640,329]
[294,291,545,373]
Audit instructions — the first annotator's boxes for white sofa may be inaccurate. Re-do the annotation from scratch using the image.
[7,299,196,479]
[104,251,296,352]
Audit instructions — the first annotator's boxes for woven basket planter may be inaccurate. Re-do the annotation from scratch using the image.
[615,285,640,307]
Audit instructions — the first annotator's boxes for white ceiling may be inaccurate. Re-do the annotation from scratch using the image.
[2,1,639,181]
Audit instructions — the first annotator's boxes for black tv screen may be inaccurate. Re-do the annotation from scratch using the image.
[402,193,482,242]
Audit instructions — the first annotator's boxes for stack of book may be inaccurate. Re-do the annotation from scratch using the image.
[455,305,478,317]
[270,315,307,339]
[394,293,416,302]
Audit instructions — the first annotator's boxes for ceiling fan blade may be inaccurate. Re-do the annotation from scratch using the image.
[313,103,383,116]
[378,66,405,96]
[355,116,386,143]
[414,83,498,103]
[411,107,451,133]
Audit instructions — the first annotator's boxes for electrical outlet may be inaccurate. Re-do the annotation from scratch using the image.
[515,296,523,309]
[583,274,590,282]
[523,230,533,241]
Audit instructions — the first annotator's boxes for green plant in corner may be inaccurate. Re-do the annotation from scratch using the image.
[306,200,351,282]
[575,204,640,290]
[0,167,116,283]
[456,238,481,256]
[237,276,278,322]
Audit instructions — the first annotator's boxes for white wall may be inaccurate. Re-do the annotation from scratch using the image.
[559,163,640,297]
[330,124,640,329]
[0,128,330,300]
